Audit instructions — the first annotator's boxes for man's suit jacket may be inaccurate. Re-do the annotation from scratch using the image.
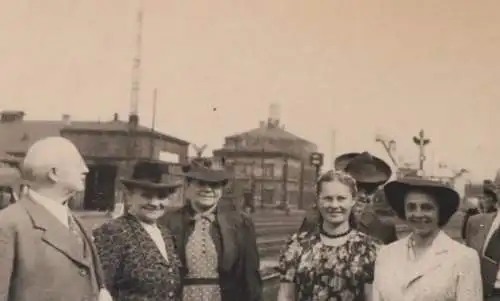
[159,203,263,301]
[373,231,482,301]
[93,214,182,301]
[465,212,500,297]
[298,208,398,244]
[0,197,105,301]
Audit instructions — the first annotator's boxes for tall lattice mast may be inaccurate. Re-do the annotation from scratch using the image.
[129,0,143,123]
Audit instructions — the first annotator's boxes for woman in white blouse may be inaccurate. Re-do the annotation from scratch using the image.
[373,178,482,301]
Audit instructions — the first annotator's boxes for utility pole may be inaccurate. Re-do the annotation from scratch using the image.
[149,88,157,158]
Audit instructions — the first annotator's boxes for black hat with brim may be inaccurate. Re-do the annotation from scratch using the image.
[120,160,182,193]
[334,153,360,171]
[179,158,230,185]
[335,152,392,195]
[384,178,460,223]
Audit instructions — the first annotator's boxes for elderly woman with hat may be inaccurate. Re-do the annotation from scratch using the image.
[277,168,380,301]
[299,152,398,244]
[373,178,482,301]
[159,158,262,301]
[93,160,184,301]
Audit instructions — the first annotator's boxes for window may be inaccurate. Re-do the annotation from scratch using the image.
[263,164,274,178]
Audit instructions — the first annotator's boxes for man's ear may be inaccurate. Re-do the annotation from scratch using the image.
[47,167,58,183]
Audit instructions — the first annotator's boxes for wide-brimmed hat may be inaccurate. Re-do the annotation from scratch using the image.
[384,178,460,225]
[335,152,392,195]
[121,160,182,193]
[483,179,499,202]
[180,157,230,185]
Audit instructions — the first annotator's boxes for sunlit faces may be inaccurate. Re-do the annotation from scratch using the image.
[317,180,355,225]
[185,179,224,210]
[404,191,440,236]
[127,188,171,223]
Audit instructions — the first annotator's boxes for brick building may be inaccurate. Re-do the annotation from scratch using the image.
[0,110,190,210]
[213,117,318,209]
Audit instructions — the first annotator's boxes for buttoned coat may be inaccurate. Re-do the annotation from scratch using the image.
[159,203,263,301]
[0,197,105,301]
[93,214,182,301]
[465,212,500,297]
[373,231,482,301]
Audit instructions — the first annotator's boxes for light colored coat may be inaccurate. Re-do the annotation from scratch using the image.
[0,197,105,301]
[373,231,482,301]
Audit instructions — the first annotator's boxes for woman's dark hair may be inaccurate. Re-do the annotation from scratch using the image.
[402,188,452,228]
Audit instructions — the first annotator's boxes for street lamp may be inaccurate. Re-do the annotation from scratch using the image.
[309,152,324,196]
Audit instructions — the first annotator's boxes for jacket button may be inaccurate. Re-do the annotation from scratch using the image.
[168,291,174,297]
[79,269,87,276]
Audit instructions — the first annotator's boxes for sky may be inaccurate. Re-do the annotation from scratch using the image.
[1,0,500,187]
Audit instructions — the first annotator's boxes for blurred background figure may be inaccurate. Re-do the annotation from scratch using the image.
[299,152,397,244]
[0,165,22,210]
[461,180,498,240]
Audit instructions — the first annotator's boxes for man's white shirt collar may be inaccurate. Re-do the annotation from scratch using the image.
[29,188,70,228]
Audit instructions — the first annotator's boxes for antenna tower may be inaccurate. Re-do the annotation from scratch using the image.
[130,0,143,118]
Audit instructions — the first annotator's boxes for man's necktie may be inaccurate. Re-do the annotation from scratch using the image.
[485,225,500,262]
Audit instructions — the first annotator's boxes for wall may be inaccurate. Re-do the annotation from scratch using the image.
[63,131,189,163]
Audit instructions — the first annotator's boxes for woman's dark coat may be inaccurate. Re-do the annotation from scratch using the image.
[159,203,263,301]
[93,214,183,301]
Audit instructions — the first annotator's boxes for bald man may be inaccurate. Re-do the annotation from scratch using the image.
[0,137,112,301]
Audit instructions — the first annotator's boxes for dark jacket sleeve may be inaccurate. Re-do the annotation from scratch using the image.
[0,220,15,301]
[298,208,321,233]
[241,213,263,301]
[385,223,398,244]
[462,209,479,241]
[92,221,124,297]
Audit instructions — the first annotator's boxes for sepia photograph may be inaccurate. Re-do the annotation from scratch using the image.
[1,1,499,300]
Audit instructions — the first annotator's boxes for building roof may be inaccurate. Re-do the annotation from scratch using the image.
[61,120,190,145]
[0,120,65,155]
[0,118,189,157]
[226,119,314,145]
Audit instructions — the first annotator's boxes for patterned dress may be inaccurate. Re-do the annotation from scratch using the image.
[277,229,380,301]
[183,214,221,301]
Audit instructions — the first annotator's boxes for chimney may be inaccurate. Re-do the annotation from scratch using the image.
[62,114,71,125]
[113,113,119,121]
[259,121,266,128]
[0,110,25,123]
[128,114,139,128]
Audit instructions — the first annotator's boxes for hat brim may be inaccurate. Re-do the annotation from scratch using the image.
[345,157,392,184]
[384,179,460,223]
[334,153,360,171]
[175,170,229,185]
[121,178,182,192]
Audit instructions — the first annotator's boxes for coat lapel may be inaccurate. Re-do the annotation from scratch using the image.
[216,205,239,272]
[474,213,496,253]
[124,215,170,266]
[21,198,89,268]
[403,232,450,289]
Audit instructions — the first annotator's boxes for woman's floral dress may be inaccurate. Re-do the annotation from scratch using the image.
[277,229,380,301]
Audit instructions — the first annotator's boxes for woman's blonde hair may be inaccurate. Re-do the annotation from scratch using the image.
[317,169,358,197]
